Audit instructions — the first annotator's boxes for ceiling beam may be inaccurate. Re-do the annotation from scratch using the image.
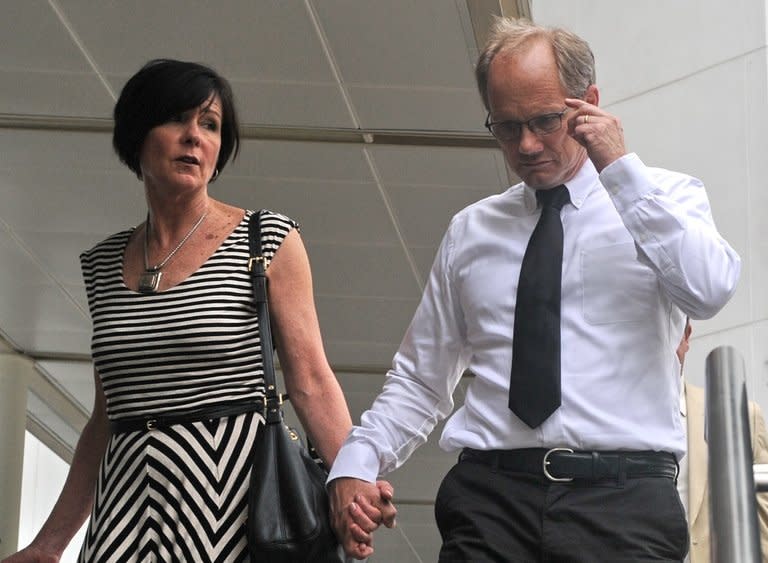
[0,113,498,149]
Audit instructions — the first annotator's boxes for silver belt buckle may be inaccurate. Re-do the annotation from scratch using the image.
[543,447,574,482]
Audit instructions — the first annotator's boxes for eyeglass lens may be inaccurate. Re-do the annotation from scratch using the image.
[488,111,565,140]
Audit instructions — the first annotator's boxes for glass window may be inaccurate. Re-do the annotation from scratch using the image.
[19,431,87,562]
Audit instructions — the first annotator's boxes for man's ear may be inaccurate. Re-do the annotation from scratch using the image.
[584,84,599,107]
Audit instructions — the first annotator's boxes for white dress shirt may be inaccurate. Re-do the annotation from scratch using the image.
[329,153,740,484]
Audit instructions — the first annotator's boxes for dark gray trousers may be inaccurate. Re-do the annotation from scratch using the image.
[435,457,689,562]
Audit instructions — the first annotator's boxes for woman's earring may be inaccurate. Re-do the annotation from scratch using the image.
[210,168,220,182]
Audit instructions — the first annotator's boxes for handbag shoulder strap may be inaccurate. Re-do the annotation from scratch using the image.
[248,210,282,424]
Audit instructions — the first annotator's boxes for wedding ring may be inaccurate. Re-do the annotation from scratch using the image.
[584,115,590,124]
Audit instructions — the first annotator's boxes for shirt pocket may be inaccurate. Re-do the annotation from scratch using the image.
[581,242,658,325]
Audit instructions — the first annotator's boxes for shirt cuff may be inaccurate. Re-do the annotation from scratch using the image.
[326,440,382,485]
[598,152,655,212]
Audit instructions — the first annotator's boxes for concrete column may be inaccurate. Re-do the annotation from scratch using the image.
[0,352,33,557]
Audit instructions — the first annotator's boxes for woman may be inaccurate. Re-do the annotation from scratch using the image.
[5,59,392,562]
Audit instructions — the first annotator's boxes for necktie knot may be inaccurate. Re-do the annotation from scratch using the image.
[536,185,570,211]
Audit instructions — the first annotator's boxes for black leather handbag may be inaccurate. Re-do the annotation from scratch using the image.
[246,211,342,563]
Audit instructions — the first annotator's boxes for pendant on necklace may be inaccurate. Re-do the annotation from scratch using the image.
[138,269,162,294]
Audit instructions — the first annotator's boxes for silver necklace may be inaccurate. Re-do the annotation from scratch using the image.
[138,211,208,293]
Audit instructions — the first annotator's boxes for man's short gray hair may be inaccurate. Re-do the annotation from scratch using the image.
[475,17,596,111]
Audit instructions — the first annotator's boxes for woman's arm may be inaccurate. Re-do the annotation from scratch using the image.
[267,229,351,466]
[3,369,110,562]
[263,229,396,558]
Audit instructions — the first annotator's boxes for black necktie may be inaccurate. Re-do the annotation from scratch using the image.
[509,185,570,428]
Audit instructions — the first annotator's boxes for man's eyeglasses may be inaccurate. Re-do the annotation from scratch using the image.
[484,108,569,142]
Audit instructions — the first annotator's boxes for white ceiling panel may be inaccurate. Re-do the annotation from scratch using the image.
[0,71,113,117]
[347,84,486,131]
[0,2,90,71]
[232,80,354,128]
[388,184,500,248]
[0,2,112,116]
[0,129,117,171]
[306,242,422,299]
[371,145,506,188]
[315,295,418,345]
[36,359,95,413]
[313,0,483,130]
[10,231,98,287]
[314,0,475,87]
[19,285,88,343]
[60,0,354,129]
[220,176,398,245]
[1,290,89,356]
[228,140,374,181]
[0,227,49,309]
[27,390,82,450]
[316,295,419,368]
[62,282,90,318]
[0,168,144,235]
[0,225,90,356]
[60,1,334,81]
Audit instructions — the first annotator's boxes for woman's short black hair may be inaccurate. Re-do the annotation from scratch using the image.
[113,58,240,179]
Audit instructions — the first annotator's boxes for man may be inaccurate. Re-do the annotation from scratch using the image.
[330,17,741,561]
[677,321,768,562]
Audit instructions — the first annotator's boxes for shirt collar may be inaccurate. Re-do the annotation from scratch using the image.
[522,159,601,212]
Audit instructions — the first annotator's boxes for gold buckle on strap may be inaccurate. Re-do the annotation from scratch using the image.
[542,447,574,482]
[248,256,269,271]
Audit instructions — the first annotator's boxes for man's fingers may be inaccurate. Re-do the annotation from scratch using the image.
[380,499,397,528]
[341,534,374,561]
[328,477,389,558]
[348,501,377,533]
[348,542,374,560]
[348,519,374,543]
[336,503,375,559]
[355,492,398,529]
[374,479,397,527]
[376,479,394,501]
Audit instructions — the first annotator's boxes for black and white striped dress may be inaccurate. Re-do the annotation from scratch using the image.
[78,209,297,562]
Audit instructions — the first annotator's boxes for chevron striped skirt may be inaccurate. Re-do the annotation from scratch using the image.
[78,411,262,562]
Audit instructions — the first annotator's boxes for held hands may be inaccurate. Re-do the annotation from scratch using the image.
[565,98,627,173]
[329,478,397,560]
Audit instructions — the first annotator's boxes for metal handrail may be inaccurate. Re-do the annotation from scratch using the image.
[754,464,768,493]
[706,345,762,562]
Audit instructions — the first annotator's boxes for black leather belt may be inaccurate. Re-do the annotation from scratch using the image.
[110,401,263,434]
[460,447,678,482]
